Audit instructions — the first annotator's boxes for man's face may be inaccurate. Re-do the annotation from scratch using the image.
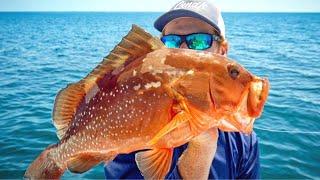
[162,17,225,55]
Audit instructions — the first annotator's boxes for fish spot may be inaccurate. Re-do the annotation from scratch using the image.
[144,81,161,89]
[186,69,194,75]
[133,84,141,91]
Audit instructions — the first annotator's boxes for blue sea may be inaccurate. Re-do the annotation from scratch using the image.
[0,12,319,179]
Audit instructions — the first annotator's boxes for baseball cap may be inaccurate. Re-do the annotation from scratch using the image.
[154,0,225,38]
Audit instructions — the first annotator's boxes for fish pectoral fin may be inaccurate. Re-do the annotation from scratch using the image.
[67,152,115,173]
[135,148,173,179]
[188,106,214,135]
[148,111,192,146]
[172,89,213,137]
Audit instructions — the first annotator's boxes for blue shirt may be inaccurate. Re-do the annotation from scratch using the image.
[104,130,260,179]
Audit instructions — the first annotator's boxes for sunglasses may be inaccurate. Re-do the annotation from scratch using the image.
[161,33,221,50]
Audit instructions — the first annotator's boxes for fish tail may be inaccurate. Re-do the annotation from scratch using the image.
[24,145,65,179]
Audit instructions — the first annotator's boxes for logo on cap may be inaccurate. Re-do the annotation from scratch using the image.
[172,1,208,10]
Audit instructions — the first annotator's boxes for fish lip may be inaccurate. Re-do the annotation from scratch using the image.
[260,78,270,105]
[248,77,270,117]
[236,77,269,133]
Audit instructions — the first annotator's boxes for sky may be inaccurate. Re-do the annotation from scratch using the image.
[0,0,319,12]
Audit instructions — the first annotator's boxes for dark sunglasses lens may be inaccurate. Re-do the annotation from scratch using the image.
[186,34,212,50]
[161,35,181,48]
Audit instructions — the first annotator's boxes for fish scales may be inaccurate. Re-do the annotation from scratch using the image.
[44,51,184,171]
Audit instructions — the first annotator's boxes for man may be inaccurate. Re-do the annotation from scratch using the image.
[104,0,260,179]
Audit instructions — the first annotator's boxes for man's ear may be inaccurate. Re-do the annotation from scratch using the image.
[220,40,229,56]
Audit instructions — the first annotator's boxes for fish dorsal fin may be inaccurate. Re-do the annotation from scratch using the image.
[53,25,164,139]
[84,24,165,83]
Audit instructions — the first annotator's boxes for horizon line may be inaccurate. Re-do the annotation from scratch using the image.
[0,10,319,13]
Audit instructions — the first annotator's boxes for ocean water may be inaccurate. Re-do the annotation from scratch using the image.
[0,12,319,179]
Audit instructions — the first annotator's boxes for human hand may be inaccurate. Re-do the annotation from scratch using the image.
[177,128,219,180]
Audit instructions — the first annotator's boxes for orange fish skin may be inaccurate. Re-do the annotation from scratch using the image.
[24,27,269,179]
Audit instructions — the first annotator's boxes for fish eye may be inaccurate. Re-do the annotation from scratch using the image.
[227,64,240,80]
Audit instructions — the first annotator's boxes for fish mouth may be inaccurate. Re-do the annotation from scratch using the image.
[247,77,270,117]
[234,77,269,133]
[208,79,254,133]
[214,77,270,134]
[218,93,256,134]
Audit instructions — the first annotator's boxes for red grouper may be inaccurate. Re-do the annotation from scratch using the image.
[24,25,269,179]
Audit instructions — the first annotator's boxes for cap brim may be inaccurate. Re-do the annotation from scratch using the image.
[154,9,221,35]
